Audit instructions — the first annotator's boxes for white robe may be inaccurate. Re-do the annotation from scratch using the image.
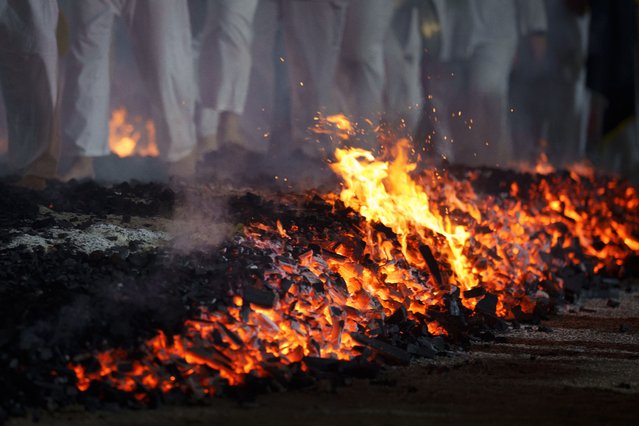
[0,0,58,173]
[61,0,196,162]
[428,0,547,166]
[196,0,259,139]
[384,3,423,135]
[336,0,395,125]
[240,0,349,157]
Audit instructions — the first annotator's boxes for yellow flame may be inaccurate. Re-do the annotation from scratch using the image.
[312,113,356,141]
[330,139,475,293]
[109,107,159,158]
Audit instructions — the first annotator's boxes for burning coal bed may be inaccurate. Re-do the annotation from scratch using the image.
[1,145,638,419]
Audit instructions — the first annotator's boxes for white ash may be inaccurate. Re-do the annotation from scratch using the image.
[6,223,169,253]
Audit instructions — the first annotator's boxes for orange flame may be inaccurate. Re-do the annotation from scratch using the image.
[109,107,159,158]
[330,140,475,297]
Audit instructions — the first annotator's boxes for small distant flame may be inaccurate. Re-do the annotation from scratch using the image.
[534,152,555,175]
[109,107,159,158]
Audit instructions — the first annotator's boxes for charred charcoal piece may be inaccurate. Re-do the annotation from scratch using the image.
[446,285,462,316]
[303,357,379,379]
[475,293,498,316]
[276,256,297,274]
[463,287,486,299]
[624,255,639,277]
[478,331,495,341]
[242,287,276,309]
[418,244,443,287]
[511,306,532,322]
[539,279,562,299]
[303,357,340,372]
[386,306,408,325]
[279,278,293,294]
[406,343,436,358]
[561,271,586,302]
[607,299,621,308]
[350,333,410,365]
[218,323,244,347]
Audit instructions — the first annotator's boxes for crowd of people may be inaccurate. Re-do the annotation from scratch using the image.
[0,0,636,187]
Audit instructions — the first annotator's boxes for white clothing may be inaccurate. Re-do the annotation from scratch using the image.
[384,3,423,134]
[434,0,547,62]
[199,0,258,115]
[428,0,547,166]
[336,0,395,124]
[238,0,280,154]
[0,0,58,172]
[241,0,349,157]
[193,0,258,143]
[283,0,349,156]
[61,0,196,162]
[543,0,590,164]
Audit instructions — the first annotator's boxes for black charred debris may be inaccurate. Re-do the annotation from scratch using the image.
[0,169,636,420]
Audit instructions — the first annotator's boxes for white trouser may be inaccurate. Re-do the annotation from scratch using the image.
[61,0,196,162]
[283,0,348,156]
[0,0,58,172]
[542,74,590,165]
[336,0,394,123]
[199,0,258,116]
[384,4,423,134]
[239,0,280,153]
[196,0,258,140]
[430,40,517,166]
[241,0,348,156]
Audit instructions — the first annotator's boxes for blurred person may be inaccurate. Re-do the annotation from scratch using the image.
[60,0,197,180]
[426,0,547,167]
[192,0,259,161]
[335,0,394,149]
[0,0,59,188]
[384,0,425,138]
[241,0,350,171]
[586,0,638,178]
[511,0,590,167]
[283,0,349,160]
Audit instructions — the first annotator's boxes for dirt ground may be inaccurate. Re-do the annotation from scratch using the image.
[7,290,638,426]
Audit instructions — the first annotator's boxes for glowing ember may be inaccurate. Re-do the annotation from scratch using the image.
[312,113,356,141]
[109,107,159,158]
[69,118,639,400]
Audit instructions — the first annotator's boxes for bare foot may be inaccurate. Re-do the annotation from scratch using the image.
[60,156,95,182]
[14,153,58,190]
[167,151,196,179]
[197,133,218,161]
[24,153,58,179]
[15,175,48,191]
[218,112,244,147]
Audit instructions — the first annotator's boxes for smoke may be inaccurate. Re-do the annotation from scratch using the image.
[167,186,234,252]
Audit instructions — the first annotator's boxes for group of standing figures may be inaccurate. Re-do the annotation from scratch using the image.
[0,0,632,186]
